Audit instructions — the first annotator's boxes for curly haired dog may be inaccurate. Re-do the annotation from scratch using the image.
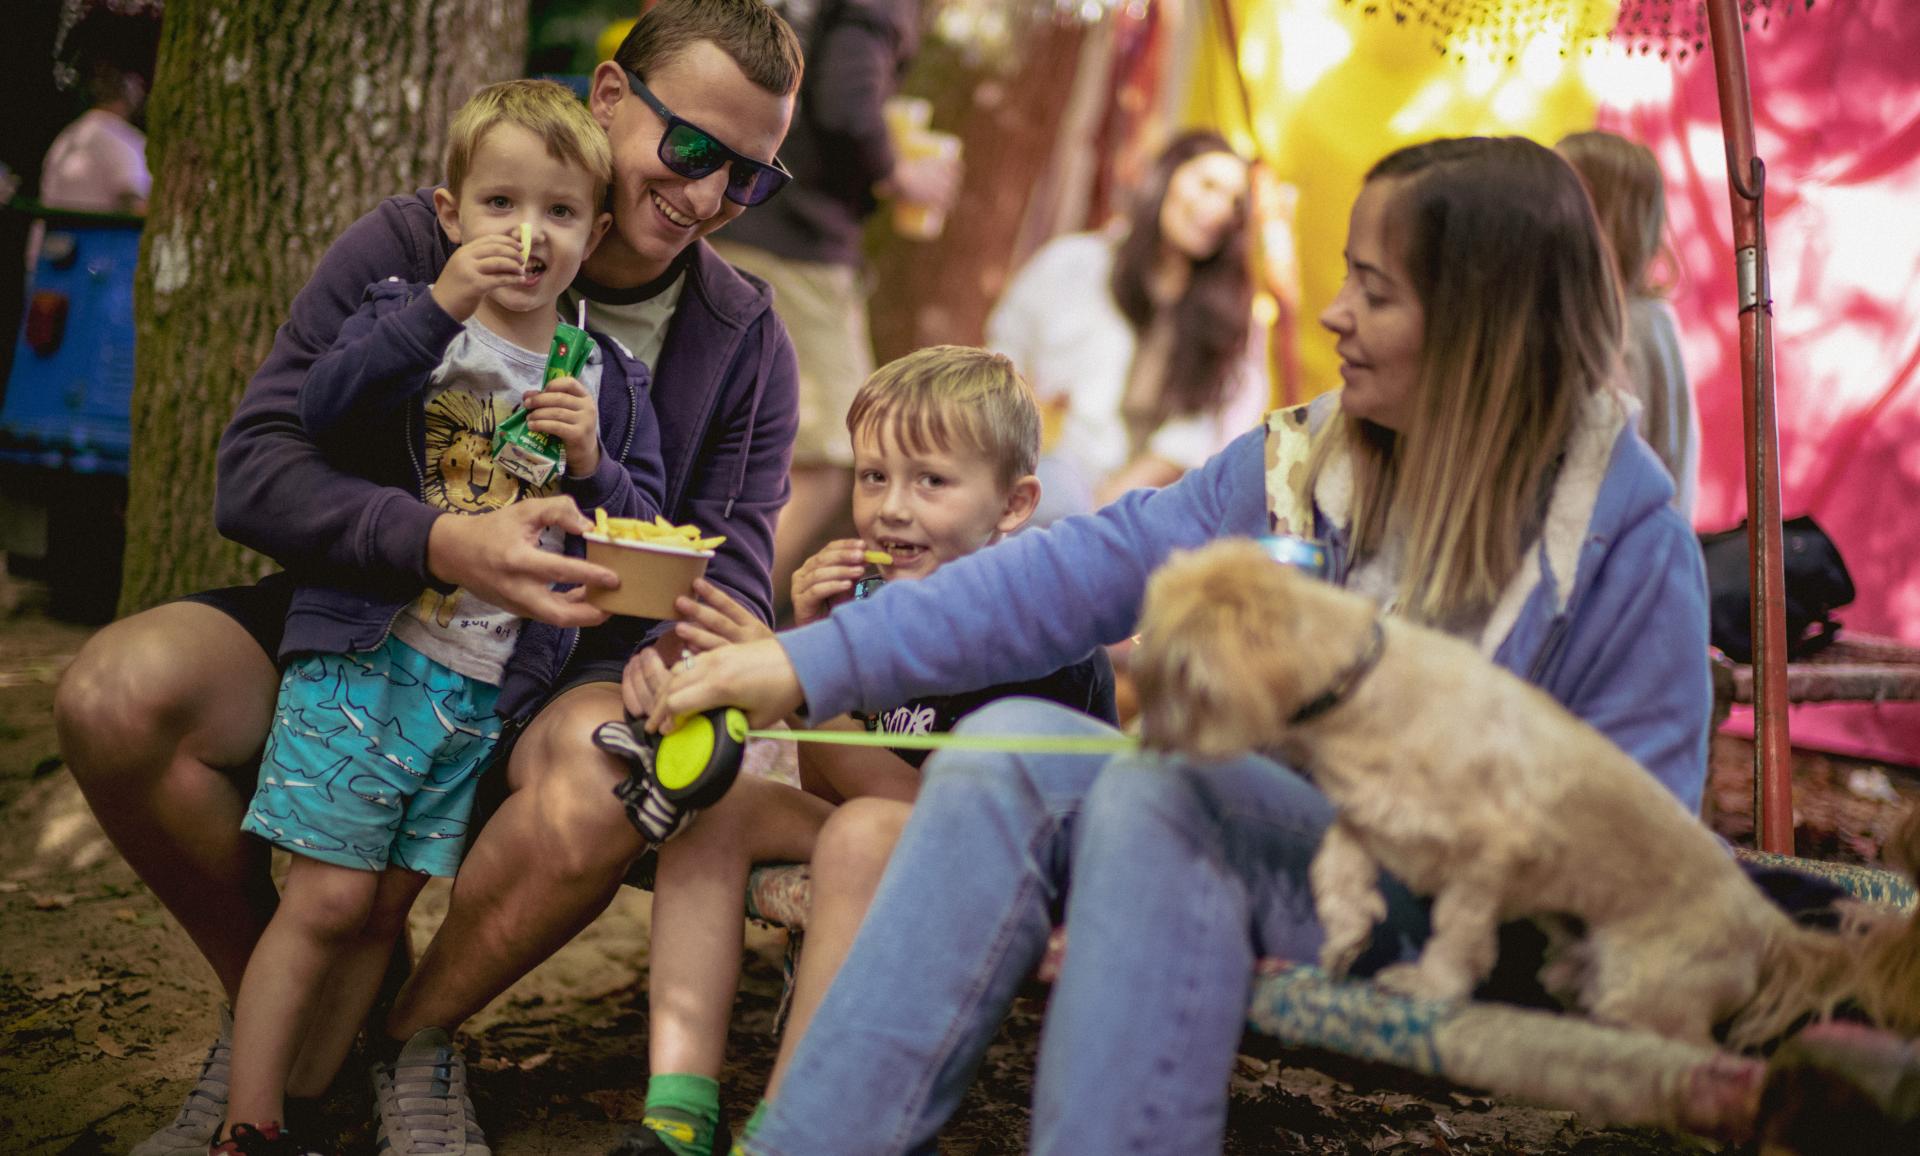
[1131,539,1920,1051]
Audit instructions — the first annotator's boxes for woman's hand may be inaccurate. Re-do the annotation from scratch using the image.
[791,538,872,625]
[672,578,774,652]
[649,637,805,732]
[525,376,601,478]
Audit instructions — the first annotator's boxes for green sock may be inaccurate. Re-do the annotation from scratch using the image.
[643,1073,721,1156]
[740,1099,768,1141]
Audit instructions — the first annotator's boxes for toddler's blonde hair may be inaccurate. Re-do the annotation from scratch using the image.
[445,79,613,204]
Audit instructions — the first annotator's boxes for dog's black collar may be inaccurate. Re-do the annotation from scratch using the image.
[1288,618,1387,725]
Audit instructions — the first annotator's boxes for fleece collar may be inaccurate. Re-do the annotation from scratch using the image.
[1267,388,1634,657]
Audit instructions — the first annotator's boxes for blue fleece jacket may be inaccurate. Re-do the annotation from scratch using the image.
[782,408,1713,812]
[215,190,800,720]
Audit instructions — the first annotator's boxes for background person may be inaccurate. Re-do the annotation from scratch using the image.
[986,129,1267,526]
[651,136,1713,1155]
[38,2,158,215]
[1558,129,1700,520]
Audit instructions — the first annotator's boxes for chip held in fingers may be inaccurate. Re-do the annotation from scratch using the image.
[584,511,724,619]
[518,222,533,266]
[863,549,893,566]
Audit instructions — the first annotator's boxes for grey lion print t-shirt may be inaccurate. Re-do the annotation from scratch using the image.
[389,318,603,686]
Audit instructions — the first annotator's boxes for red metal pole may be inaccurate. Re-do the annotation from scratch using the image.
[1703,0,1794,853]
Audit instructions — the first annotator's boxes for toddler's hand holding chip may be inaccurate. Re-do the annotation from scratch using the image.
[430,231,525,322]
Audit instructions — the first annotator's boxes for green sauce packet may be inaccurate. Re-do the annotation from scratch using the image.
[493,320,590,487]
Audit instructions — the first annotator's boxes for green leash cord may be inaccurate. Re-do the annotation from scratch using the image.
[651,707,1138,804]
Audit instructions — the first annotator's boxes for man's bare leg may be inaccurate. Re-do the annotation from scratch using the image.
[55,602,280,999]
[770,464,851,621]
[382,681,647,1039]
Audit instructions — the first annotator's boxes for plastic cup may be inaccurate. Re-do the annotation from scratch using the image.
[883,95,931,138]
[892,129,962,241]
[583,534,713,619]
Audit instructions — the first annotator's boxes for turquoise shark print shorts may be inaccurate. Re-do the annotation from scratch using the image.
[243,636,503,877]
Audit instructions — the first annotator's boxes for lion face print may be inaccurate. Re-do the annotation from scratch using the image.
[421,388,544,513]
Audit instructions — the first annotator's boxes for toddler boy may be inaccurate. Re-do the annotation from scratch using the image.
[210,79,667,1155]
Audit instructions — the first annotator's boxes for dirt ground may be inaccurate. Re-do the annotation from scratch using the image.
[4,587,1917,1155]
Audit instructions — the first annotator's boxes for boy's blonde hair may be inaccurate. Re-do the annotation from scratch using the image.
[846,346,1040,489]
[445,79,613,203]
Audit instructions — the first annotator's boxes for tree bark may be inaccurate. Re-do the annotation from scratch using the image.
[122,0,526,614]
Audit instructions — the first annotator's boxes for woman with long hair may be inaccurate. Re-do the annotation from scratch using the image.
[650,136,1710,1153]
[987,130,1266,523]
[1558,129,1700,519]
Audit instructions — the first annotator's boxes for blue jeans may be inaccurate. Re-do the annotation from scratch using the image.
[750,698,1424,1156]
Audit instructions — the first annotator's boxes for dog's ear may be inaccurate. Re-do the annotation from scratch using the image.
[1134,541,1311,756]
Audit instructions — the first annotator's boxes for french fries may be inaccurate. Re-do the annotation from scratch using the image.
[519,222,533,265]
[863,549,893,565]
[592,509,726,552]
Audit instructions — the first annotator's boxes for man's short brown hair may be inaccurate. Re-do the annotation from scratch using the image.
[846,346,1041,490]
[445,79,613,203]
[615,0,803,96]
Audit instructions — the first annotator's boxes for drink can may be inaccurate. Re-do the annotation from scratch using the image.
[1255,534,1329,578]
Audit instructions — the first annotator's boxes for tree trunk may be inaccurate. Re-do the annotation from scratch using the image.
[122,0,526,614]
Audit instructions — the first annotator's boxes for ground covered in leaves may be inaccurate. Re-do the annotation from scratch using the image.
[4,596,1915,1154]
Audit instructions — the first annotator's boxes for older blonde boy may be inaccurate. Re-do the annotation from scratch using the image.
[607,346,1116,1154]
[209,80,666,1155]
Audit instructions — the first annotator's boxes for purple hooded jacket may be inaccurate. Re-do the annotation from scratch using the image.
[215,189,799,720]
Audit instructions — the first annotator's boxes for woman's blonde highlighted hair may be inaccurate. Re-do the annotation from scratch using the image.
[1312,136,1623,626]
[445,79,614,204]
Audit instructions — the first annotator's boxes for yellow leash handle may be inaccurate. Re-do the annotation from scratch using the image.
[652,707,750,808]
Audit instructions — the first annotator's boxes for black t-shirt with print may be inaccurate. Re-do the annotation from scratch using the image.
[863,647,1120,768]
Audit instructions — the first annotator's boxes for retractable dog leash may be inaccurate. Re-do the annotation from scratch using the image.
[606,532,1334,824]
[632,706,1139,813]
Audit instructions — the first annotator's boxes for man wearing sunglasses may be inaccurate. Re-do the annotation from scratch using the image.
[72,3,811,1155]
[707,0,963,627]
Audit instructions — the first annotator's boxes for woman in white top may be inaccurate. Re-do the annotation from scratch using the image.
[988,131,1268,525]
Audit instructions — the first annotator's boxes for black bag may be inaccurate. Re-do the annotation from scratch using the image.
[1698,514,1855,664]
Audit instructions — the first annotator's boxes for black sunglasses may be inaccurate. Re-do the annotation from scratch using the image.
[622,67,790,207]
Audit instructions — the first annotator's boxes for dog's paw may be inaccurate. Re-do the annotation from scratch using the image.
[1370,961,1474,1004]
